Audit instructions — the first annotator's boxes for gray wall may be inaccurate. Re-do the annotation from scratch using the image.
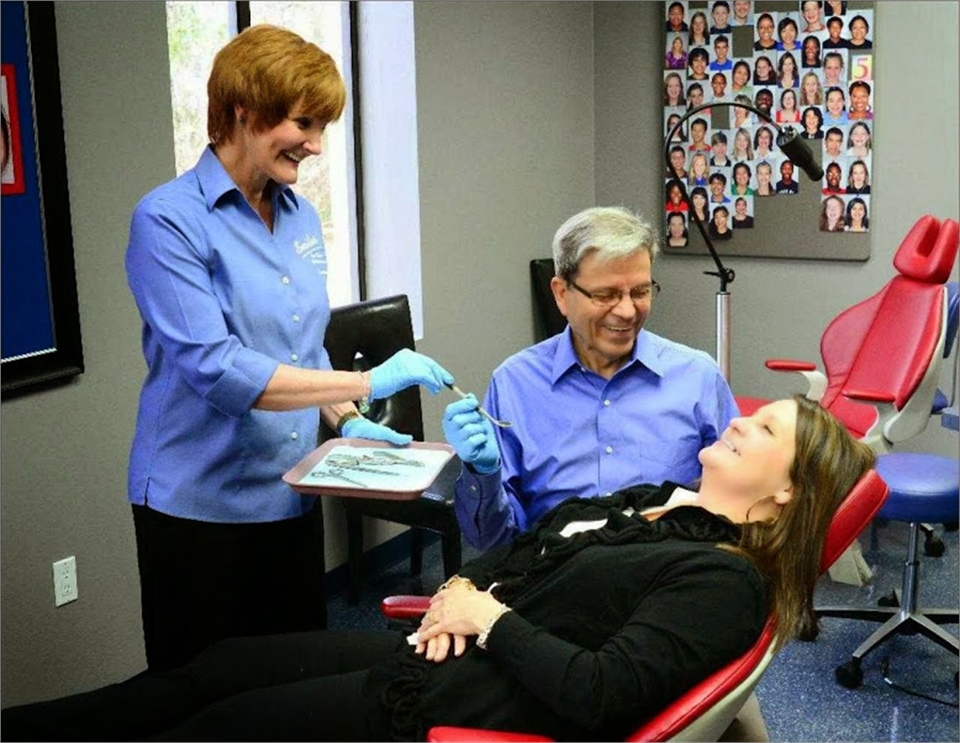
[414,0,596,425]
[1,2,171,705]
[1,0,956,708]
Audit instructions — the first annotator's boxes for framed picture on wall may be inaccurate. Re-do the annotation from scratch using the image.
[1,64,27,195]
[1,1,84,398]
[661,0,874,261]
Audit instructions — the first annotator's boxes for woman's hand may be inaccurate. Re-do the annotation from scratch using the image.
[339,416,412,446]
[414,631,468,663]
[369,349,454,400]
[414,584,507,662]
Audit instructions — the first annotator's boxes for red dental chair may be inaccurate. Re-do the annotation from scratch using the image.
[381,468,889,742]
[735,215,959,455]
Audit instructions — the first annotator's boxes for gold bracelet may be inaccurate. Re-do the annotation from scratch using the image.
[336,409,362,436]
[476,606,511,650]
[439,575,476,592]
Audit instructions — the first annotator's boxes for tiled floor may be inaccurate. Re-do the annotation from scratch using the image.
[327,520,959,742]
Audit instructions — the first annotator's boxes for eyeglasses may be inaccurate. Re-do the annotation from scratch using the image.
[567,279,661,308]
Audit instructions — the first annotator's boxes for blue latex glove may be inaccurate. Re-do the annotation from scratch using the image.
[341,415,413,446]
[369,349,454,401]
[442,396,501,475]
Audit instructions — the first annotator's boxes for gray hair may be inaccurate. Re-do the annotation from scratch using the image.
[551,206,659,280]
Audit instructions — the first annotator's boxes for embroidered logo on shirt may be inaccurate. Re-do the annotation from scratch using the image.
[294,234,320,255]
[294,234,327,276]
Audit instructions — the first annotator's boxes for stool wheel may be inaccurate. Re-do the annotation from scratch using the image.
[835,659,864,689]
[924,533,946,557]
[877,591,900,608]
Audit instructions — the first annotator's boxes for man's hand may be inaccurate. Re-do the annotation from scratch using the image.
[442,397,501,475]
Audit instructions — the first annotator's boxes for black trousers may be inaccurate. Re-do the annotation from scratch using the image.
[133,501,326,672]
[2,630,402,741]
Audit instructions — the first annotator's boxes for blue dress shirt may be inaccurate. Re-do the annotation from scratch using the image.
[126,146,332,522]
[454,327,738,550]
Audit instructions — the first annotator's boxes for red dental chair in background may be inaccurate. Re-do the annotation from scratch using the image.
[380,468,889,742]
[735,215,959,454]
[730,214,959,691]
[736,215,957,574]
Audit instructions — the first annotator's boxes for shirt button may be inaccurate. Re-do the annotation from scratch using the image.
[470,485,478,492]
[291,353,299,362]
[281,276,291,285]
[290,432,299,440]
[605,446,613,454]
[603,399,611,407]
[292,314,300,323]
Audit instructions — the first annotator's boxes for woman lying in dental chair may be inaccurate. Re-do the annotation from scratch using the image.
[3,395,874,742]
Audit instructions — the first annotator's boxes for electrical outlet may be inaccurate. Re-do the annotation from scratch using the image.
[53,556,78,607]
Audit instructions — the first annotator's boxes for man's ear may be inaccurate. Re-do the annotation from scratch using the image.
[550,276,569,318]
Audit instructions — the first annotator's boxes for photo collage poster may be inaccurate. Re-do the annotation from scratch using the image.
[663,1,875,250]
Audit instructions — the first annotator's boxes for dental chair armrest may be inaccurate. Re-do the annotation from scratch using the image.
[843,389,897,404]
[764,359,818,372]
[428,728,553,742]
[381,594,431,620]
[764,360,827,402]
[842,389,898,451]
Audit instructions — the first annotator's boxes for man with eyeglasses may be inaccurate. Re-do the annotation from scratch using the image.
[442,206,737,551]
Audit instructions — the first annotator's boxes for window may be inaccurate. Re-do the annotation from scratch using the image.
[355,1,424,338]
[165,2,232,175]
[165,1,359,307]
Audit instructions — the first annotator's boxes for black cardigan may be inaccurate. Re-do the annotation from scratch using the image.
[367,483,769,742]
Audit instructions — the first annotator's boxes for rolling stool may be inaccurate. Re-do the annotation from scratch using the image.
[817,452,959,689]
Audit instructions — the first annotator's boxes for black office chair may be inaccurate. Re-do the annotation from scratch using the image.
[530,258,567,342]
[322,294,462,604]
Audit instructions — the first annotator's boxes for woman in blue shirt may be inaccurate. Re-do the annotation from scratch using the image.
[125,25,453,673]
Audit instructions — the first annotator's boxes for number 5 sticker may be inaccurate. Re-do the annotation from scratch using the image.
[851,55,873,82]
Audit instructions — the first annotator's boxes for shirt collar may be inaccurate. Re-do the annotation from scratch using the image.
[549,326,665,383]
[195,145,300,212]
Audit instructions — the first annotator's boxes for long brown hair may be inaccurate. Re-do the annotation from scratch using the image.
[727,395,875,649]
